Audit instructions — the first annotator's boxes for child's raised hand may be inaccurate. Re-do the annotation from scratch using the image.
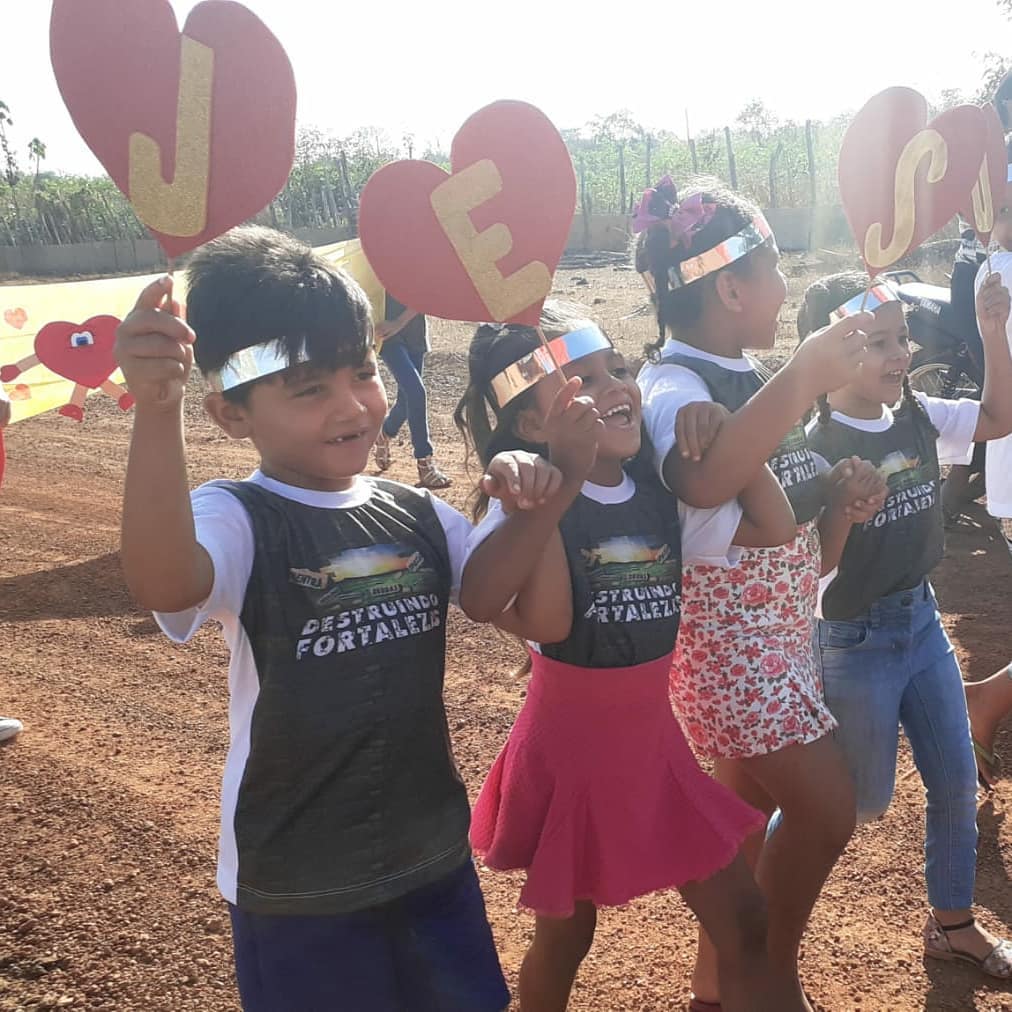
[544,376,602,485]
[482,451,564,513]
[976,272,1011,342]
[793,311,873,397]
[828,455,888,523]
[675,401,730,462]
[114,275,194,413]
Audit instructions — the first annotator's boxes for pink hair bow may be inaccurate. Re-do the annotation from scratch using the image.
[632,174,678,233]
[632,178,716,250]
[667,193,717,250]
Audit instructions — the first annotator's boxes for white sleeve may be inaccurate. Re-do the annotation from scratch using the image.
[638,364,713,481]
[679,499,744,568]
[915,392,980,465]
[153,484,255,643]
[462,498,508,564]
[423,492,474,603]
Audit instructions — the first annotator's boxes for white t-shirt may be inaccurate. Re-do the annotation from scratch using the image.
[808,392,980,614]
[637,340,756,567]
[975,252,1012,518]
[154,470,472,904]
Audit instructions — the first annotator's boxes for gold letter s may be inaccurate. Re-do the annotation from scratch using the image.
[430,159,551,320]
[863,129,948,270]
[128,35,213,238]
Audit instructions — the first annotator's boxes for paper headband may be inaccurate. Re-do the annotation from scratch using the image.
[488,325,613,408]
[205,340,310,392]
[828,281,901,323]
[667,215,775,289]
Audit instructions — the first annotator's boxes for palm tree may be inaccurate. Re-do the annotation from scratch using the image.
[28,137,46,192]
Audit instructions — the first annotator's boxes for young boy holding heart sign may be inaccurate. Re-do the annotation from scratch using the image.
[112,225,568,1011]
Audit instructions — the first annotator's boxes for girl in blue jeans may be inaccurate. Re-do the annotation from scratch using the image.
[796,270,1012,979]
[374,295,452,489]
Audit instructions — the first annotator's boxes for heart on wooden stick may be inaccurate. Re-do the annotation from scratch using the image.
[359,100,576,327]
[50,0,297,258]
[961,103,1008,246]
[839,87,986,277]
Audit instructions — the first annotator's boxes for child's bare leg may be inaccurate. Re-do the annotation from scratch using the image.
[690,760,773,1006]
[965,663,1012,786]
[681,852,802,1012]
[519,901,596,1012]
[741,735,855,1002]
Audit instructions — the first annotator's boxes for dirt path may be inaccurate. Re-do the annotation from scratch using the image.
[2,262,1011,1011]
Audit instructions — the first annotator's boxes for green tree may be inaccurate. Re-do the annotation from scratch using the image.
[28,137,46,192]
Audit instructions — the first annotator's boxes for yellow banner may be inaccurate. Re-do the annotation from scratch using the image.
[0,238,386,424]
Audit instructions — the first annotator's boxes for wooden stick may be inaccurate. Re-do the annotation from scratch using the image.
[535,325,568,391]
[859,282,872,313]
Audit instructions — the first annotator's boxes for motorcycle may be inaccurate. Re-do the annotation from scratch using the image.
[884,269,983,401]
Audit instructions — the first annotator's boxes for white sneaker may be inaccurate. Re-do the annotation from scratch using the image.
[0,717,23,742]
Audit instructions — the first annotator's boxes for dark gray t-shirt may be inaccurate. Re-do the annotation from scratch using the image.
[659,350,825,525]
[806,395,978,620]
[157,475,472,915]
[472,475,683,669]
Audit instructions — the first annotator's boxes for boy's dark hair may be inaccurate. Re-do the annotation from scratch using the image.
[186,225,373,401]
[641,177,767,360]
[453,300,654,518]
[797,271,937,437]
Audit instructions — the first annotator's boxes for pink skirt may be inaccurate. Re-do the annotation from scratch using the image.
[470,651,765,918]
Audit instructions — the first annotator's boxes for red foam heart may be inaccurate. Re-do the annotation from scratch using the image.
[50,0,296,259]
[4,308,27,330]
[359,101,576,327]
[961,104,1008,246]
[34,316,121,389]
[839,88,986,276]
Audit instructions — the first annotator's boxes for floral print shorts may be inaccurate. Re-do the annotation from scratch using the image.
[671,520,837,759]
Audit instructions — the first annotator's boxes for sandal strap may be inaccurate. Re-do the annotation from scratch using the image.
[936,916,976,932]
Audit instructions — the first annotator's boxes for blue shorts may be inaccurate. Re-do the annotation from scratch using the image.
[228,860,509,1012]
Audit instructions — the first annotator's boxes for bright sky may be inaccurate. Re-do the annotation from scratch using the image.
[4,0,1011,176]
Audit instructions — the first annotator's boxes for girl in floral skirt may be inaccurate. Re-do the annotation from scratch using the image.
[636,177,886,1011]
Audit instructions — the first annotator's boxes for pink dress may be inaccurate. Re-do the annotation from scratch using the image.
[470,651,766,918]
[671,520,837,759]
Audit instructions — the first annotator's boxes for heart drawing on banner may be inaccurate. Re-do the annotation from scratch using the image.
[4,308,27,330]
[839,87,986,276]
[34,315,121,389]
[359,100,576,327]
[50,0,296,258]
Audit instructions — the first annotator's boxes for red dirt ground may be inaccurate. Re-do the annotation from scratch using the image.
[1,258,1011,1011]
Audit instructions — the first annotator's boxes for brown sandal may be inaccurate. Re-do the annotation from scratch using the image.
[924,914,1012,979]
[416,456,452,490]
[374,431,392,472]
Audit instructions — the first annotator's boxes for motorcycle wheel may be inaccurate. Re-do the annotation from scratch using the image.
[907,355,980,400]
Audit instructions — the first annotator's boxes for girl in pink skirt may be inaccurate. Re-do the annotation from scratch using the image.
[455,303,803,1011]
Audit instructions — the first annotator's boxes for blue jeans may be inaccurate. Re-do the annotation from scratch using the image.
[816,581,978,910]
[381,340,433,460]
